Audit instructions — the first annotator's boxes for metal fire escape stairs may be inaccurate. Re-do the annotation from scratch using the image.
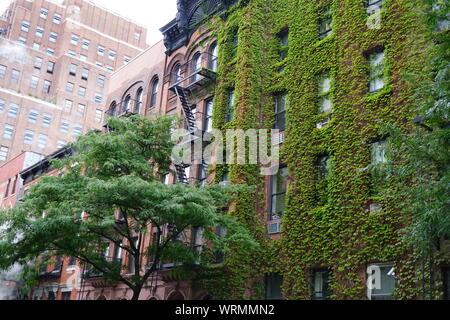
[169,60,217,185]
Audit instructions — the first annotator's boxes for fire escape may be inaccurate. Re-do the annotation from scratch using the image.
[167,52,217,185]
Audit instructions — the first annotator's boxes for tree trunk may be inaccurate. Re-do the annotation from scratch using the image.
[131,287,142,300]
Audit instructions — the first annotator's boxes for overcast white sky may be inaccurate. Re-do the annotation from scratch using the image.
[0,0,177,45]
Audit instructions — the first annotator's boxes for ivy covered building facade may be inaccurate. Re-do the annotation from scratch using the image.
[150,0,449,300]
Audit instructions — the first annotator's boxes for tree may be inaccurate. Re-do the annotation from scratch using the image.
[0,115,258,300]
[376,0,449,299]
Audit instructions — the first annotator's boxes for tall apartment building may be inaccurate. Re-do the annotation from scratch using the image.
[0,0,148,164]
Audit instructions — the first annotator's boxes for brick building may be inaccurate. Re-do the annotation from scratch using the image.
[0,0,148,164]
[0,0,449,300]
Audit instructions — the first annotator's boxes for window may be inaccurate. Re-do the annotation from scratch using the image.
[78,86,86,98]
[95,109,102,123]
[33,42,40,50]
[21,21,30,32]
[96,61,103,67]
[371,141,387,164]
[81,68,89,80]
[124,56,131,64]
[191,52,202,82]
[108,50,116,61]
[77,104,85,116]
[28,109,39,123]
[49,32,58,43]
[42,114,52,127]
[198,163,209,186]
[38,134,48,148]
[319,7,333,40]
[367,263,395,300]
[204,99,213,133]
[17,37,27,45]
[127,238,139,274]
[135,88,143,113]
[60,120,70,133]
[318,73,333,114]
[274,93,287,131]
[35,26,44,38]
[64,100,73,113]
[278,29,289,61]
[66,82,74,93]
[150,78,159,107]
[366,0,383,16]
[231,30,238,58]
[70,34,79,45]
[68,50,76,57]
[97,46,105,56]
[53,13,61,24]
[30,76,39,89]
[123,95,131,112]
[73,124,83,136]
[40,8,48,19]
[106,66,114,72]
[317,155,330,179]
[82,39,90,50]
[43,63,53,77]
[0,65,6,78]
[0,146,8,161]
[24,130,34,145]
[312,269,332,300]
[3,124,14,139]
[61,292,71,301]
[171,64,182,84]
[368,50,386,93]
[94,93,103,104]
[134,32,141,41]
[11,69,20,83]
[57,140,66,149]
[97,74,106,88]
[8,103,19,118]
[265,275,283,300]
[80,54,87,62]
[46,48,55,55]
[209,42,218,71]
[270,166,288,221]
[69,64,77,76]
[0,98,4,112]
[225,90,235,123]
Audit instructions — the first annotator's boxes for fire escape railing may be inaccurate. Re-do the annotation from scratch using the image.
[167,52,217,185]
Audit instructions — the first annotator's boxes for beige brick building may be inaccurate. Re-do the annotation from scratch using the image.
[0,0,148,164]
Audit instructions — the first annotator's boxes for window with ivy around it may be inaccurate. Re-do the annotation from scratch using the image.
[316,155,331,205]
[225,90,235,123]
[269,166,288,221]
[274,93,287,131]
[265,275,283,300]
[319,7,333,40]
[312,269,332,300]
[277,29,288,72]
[368,50,386,93]
[366,0,383,16]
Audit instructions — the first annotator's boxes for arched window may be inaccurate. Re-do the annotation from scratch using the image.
[209,42,218,72]
[172,64,182,84]
[192,52,202,82]
[150,78,159,108]
[109,101,117,116]
[135,87,143,114]
[123,95,131,113]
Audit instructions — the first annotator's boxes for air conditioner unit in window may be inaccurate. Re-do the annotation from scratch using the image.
[268,222,281,235]
[272,132,285,146]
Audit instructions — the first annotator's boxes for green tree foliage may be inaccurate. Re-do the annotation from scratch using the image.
[380,0,449,254]
[0,116,258,300]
